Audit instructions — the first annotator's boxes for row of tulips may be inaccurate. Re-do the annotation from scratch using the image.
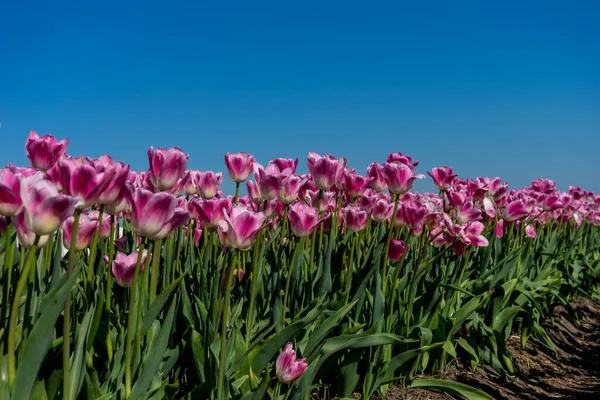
[0,130,598,400]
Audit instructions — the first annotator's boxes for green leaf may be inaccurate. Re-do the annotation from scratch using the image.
[409,379,493,400]
[129,297,178,400]
[12,265,81,400]
[141,274,186,336]
[69,304,96,400]
[303,299,357,358]
[442,341,457,359]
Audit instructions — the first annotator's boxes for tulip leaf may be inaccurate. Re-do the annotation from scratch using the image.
[12,265,81,400]
[141,273,186,337]
[69,304,96,400]
[409,379,494,400]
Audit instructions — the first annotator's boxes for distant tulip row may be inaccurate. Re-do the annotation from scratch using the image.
[1,130,598,400]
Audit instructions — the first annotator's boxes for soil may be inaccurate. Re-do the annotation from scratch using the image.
[384,297,600,400]
[312,297,600,399]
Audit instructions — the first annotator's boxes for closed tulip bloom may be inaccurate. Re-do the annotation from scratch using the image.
[62,213,98,251]
[525,224,537,238]
[258,175,282,201]
[105,186,129,216]
[341,205,369,233]
[224,152,255,183]
[88,210,112,238]
[196,171,223,199]
[388,239,408,262]
[366,162,388,192]
[25,130,69,171]
[127,186,179,238]
[13,212,50,248]
[371,197,394,222]
[178,170,202,196]
[342,172,374,198]
[0,166,24,216]
[288,202,320,237]
[307,152,347,191]
[276,343,308,384]
[217,206,266,251]
[269,158,299,174]
[20,174,77,235]
[394,202,427,234]
[96,156,131,205]
[427,167,457,191]
[147,146,189,192]
[503,200,529,222]
[58,156,116,208]
[108,250,151,288]
[148,207,190,241]
[386,152,419,166]
[382,162,424,195]
[495,219,504,238]
[279,175,305,205]
[246,180,263,205]
[542,195,563,212]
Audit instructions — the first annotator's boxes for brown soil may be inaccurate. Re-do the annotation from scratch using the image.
[384,297,600,400]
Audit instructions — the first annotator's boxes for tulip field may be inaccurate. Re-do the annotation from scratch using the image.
[1,131,599,400]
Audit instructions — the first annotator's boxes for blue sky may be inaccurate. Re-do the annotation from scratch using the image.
[1,0,599,194]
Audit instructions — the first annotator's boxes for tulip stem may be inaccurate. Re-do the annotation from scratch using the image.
[245,233,262,346]
[63,209,81,400]
[234,182,240,204]
[149,239,163,305]
[105,215,116,363]
[344,234,356,303]
[2,218,15,329]
[135,241,153,369]
[87,205,104,281]
[217,253,237,400]
[282,237,303,328]
[7,236,39,389]
[125,239,146,399]
[382,194,399,296]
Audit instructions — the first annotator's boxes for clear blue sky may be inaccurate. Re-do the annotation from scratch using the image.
[1,0,599,194]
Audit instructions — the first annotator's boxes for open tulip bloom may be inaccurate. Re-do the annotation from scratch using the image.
[0,131,599,400]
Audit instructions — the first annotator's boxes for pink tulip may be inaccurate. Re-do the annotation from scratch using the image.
[178,170,203,196]
[525,224,537,238]
[371,196,394,222]
[542,195,562,212]
[107,250,151,288]
[307,152,347,191]
[531,178,556,194]
[96,156,131,205]
[62,213,98,251]
[13,212,50,248]
[341,205,369,233]
[58,156,116,208]
[279,175,305,205]
[456,201,482,224]
[458,222,489,247]
[217,205,266,251]
[147,146,189,192]
[386,152,419,166]
[288,202,320,237]
[190,198,232,231]
[105,186,129,216]
[254,166,283,201]
[224,152,255,183]
[382,162,424,195]
[388,239,408,261]
[88,210,112,238]
[0,166,23,216]
[276,343,308,384]
[304,190,336,213]
[366,162,388,192]
[495,220,504,238]
[196,171,223,199]
[427,167,457,191]
[342,172,374,198]
[148,207,189,241]
[25,130,69,171]
[394,202,427,234]
[269,158,299,174]
[127,186,179,238]
[20,174,77,235]
[502,200,529,222]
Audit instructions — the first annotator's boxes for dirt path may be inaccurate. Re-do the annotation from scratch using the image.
[385,297,600,399]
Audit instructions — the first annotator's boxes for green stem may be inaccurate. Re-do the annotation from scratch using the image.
[135,242,153,369]
[282,237,303,328]
[382,194,400,296]
[106,216,116,312]
[149,238,163,304]
[87,205,104,281]
[7,236,39,388]
[2,217,15,323]
[245,232,262,346]
[344,234,356,302]
[63,209,81,400]
[234,182,240,204]
[125,239,146,399]
[217,253,237,400]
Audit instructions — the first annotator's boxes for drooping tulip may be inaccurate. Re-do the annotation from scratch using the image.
[0,166,23,216]
[288,202,320,237]
[224,152,255,183]
[217,206,266,251]
[25,130,69,171]
[196,171,223,199]
[20,174,77,235]
[427,167,457,191]
[107,250,151,288]
[62,213,98,251]
[147,146,189,192]
[276,343,308,384]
